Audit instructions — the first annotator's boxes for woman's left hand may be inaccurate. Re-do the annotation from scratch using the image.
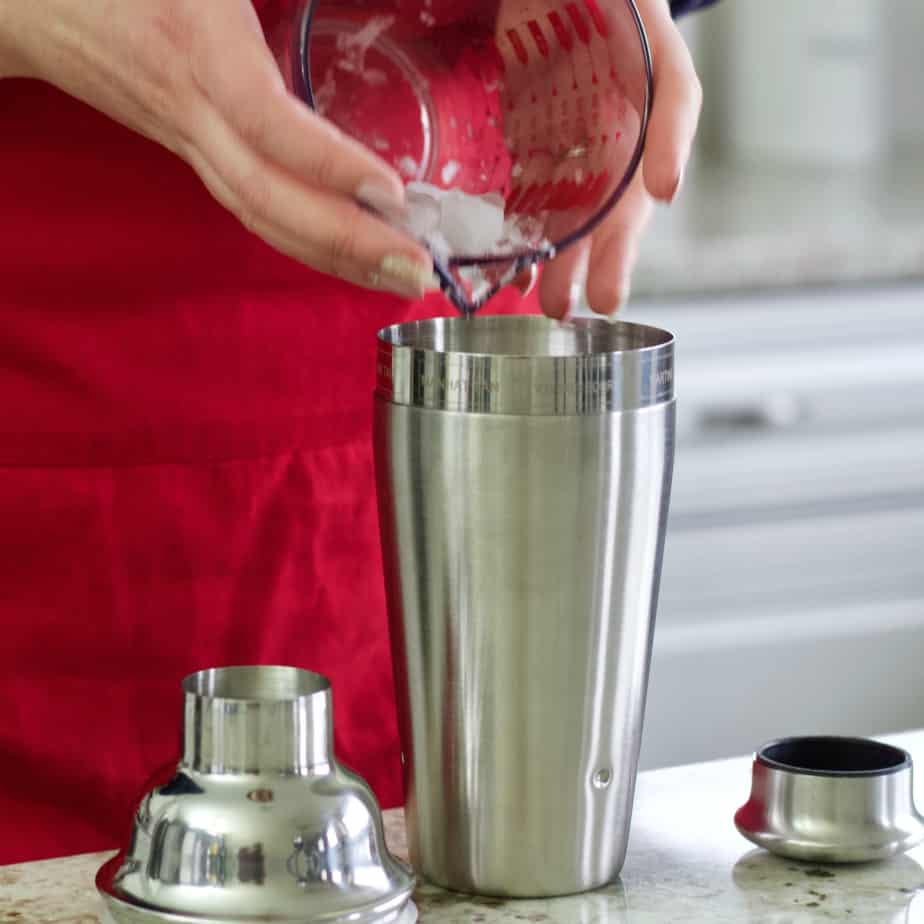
[538,0,703,319]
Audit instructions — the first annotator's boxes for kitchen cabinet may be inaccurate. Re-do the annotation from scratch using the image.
[625,283,924,769]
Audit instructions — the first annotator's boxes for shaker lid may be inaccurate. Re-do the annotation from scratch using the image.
[376,316,674,415]
[735,735,924,864]
[97,666,415,924]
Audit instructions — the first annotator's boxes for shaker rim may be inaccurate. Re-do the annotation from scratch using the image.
[755,735,912,779]
[182,665,331,702]
[376,315,675,414]
[377,315,673,361]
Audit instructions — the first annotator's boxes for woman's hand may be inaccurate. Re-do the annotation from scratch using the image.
[539,0,703,319]
[0,0,438,299]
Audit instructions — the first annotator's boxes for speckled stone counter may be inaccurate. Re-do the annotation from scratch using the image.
[4,731,924,923]
[630,155,924,300]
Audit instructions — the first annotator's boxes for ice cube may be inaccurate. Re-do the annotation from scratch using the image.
[403,183,507,257]
[440,160,461,185]
[438,189,505,254]
[404,184,442,239]
[398,156,420,179]
[427,230,452,265]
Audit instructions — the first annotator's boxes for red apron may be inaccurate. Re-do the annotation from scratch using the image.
[0,75,532,863]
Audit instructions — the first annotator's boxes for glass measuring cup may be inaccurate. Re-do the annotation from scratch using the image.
[265,1,653,313]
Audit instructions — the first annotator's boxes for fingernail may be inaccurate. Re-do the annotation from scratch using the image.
[514,264,539,297]
[668,166,685,204]
[356,181,406,220]
[377,254,440,299]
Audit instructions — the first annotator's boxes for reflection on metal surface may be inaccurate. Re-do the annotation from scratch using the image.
[237,846,265,886]
[287,827,350,888]
[146,822,228,887]
[97,666,414,924]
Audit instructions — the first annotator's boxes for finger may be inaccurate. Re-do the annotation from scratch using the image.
[190,8,407,213]
[538,240,591,320]
[585,174,653,316]
[637,0,703,202]
[187,107,436,298]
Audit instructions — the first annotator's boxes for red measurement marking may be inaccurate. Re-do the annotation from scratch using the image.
[531,182,553,212]
[586,170,610,204]
[565,2,591,44]
[567,176,585,208]
[487,39,507,74]
[518,184,542,212]
[536,182,549,211]
[521,187,538,211]
[506,28,529,65]
[543,182,559,211]
[546,180,563,210]
[570,172,593,207]
[508,185,527,211]
[547,11,573,50]
[582,0,609,38]
[549,179,574,210]
[527,20,550,58]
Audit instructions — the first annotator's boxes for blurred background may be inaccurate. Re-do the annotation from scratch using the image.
[616,0,924,770]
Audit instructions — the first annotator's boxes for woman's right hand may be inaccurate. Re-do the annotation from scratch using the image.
[0,0,438,299]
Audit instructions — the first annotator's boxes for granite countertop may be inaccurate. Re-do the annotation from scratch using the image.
[630,154,924,300]
[4,731,924,923]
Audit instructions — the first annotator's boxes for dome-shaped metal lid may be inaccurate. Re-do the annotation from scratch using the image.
[97,666,415,924]
[735,735,924,864]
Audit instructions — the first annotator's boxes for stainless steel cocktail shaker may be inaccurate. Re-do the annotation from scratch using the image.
[374,315,675,897]
[98,666,415,924]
